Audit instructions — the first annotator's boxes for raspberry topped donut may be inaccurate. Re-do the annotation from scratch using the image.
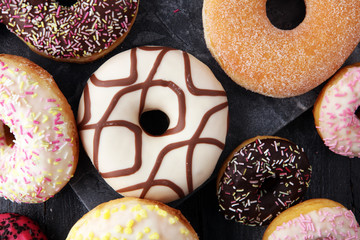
[0,0,139,63]
[0,54,78,203]
[78,46,228,203]
[314,63,360,158]
[203,0,360,97]
[217,136,312,226]
[0,213,48,239]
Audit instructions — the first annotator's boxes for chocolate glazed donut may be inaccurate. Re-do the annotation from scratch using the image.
[0,0,139,62]
[217,136,312,226]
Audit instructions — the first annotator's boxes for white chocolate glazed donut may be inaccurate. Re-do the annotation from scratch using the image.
[0,54,78,203]
[263,199,360,240]
[203,0,360,97]
[78,46,228,203]
[314,64,360,158]
[66,197,199,240]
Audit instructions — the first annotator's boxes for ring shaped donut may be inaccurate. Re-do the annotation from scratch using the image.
[78,46,229,203]
[66,197,199,240]
[203,0,360,97]
[0,54,78,203]
[263,199,360,239]
[314,63,360,158]
[217,136,312,226]
[0,0,139,63]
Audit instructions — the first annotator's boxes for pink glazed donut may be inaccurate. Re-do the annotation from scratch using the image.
[0,213,48,239]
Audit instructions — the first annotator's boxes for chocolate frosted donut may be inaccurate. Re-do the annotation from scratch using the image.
[0,0,139,63]
[217,136,312,226]
[78,46,228,203]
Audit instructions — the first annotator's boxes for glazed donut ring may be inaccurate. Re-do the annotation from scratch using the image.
[0,54,78,203]
[0,0,139,63]
[217,136,312,226]
[203,0,360,97]
[263,199,360,239]
[66,197,199,240]
[314,63,360,158]
[78,46,228,203]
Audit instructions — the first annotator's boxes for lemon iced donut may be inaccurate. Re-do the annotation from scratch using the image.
[0,0,139,63]
[0,54,78,203]
[314,63,360,158]
[263,199,360,239]
[66,197,199,240]
[203,0,360,97]
[78,46,228,203]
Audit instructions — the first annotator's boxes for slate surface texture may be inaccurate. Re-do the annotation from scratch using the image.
[0,0,359,239]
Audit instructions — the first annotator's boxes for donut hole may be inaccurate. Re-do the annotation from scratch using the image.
[2,124,15,146]
[355,106,360,120]
[258,175,278,195]
[140,110,170,136]
[266,0,306,30]
[58,0,77,7]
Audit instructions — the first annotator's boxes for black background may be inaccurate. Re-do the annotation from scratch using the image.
[0,0,360,239]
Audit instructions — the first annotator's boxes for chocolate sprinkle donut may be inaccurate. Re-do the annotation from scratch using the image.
[0,0,139,62]
[217,137,312,226]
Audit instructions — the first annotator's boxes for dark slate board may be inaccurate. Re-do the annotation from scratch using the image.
[0,0,359,239]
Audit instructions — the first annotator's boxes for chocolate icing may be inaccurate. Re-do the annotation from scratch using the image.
[217,138,312,226]
[0,0,138,60]
[79,46,228,199]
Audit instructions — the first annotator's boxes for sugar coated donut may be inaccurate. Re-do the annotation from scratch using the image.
[66,197,199,240]
[0,0,139,63]
[0,54,78,203]
[314,63,360,158]
[0,213,48,239]
[203,0,360,97]
[217,136,312,226]
[78,46,228,203]
[263,198,360,239]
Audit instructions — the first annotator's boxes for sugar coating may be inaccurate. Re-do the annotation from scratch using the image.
[66,198,198,240]
[268,207,360,239]
[203,0,360,97]
[316,66,360,157]
[0,58,76,203]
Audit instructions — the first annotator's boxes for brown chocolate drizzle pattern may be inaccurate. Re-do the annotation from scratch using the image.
[78,46,228,199]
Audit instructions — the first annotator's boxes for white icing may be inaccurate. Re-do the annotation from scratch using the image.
[0,58,76,203]
[66,198,198,240]
[316,66,360,157]
[78,46,228,202]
